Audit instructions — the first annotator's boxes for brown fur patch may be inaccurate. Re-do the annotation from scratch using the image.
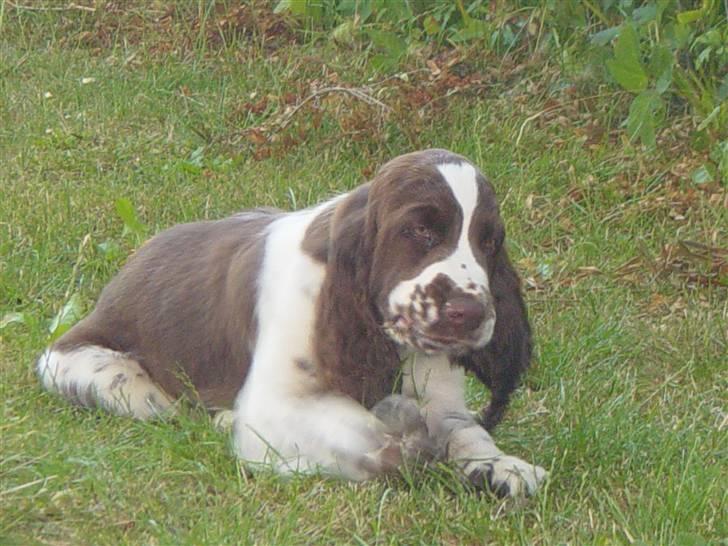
[54,210,278,409]
[301,202,337,263]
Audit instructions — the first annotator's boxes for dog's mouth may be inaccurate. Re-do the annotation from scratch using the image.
[383,314,491,355]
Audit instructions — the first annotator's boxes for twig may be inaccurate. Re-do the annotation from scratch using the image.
[419,83,493,112]
[0,476,56,497]
[515,91,623,147]
[515,104,564,147]
[368,68,430,88]
[0,51,28,78]
[278,86,391,130]
[6,1,95,12]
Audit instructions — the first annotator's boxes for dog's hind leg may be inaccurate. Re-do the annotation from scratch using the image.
[37,345,174,420]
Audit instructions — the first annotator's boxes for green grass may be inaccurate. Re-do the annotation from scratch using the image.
[1,4,726,545]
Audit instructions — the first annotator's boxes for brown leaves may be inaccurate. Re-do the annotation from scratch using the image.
[519,258,603,292]
[53,2,297,56]
[230,82,393,160]
[521,239,727,294]
[241,96,269,116]
[223,46,504,160]
[614,241,728,288]
[660,241,728,288]
[202,2,296,49]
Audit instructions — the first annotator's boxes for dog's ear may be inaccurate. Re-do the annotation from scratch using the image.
[457,247,532,430]
[314,186,399,408]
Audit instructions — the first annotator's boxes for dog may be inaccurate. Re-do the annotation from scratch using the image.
[37,149,546,497]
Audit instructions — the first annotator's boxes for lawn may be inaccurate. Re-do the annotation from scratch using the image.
[1,3,725,545]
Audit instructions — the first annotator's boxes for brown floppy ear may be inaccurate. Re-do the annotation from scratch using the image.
[314,186,400,408]
[457,247,532,431]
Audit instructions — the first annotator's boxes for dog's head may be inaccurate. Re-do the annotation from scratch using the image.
[363,149,503,355]
[314,149,526,406]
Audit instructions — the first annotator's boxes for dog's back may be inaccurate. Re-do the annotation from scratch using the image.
[37,210,277,417]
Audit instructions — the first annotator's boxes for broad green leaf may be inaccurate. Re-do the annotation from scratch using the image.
[454,0,472,27]
[423,15,440,36]
[369,53,398,72]
[632,4,657,24]
[626,90,662,148]
[337,0,372,21]
[613,24,642,66]
[649,44,673,94]
[655,69,672,94]
[500,24,516,47]
[451,18,488,43]
[672,22,692,48]
[367,29,406,58]
[97,240,122,261]
[695,46,713,70]
[606,24,648,93]
[0,312,28,330]
[714,140,728,183]
[188,146,205,167]
[690,164,714,184]
[337,0,356,15]
[590,26,621,46]
[607,58,648,93]
[676,9,704,25]
[273,0,297,15]
[274,0,322,21]
[115,197,146,237]
[697,105,721,131]
[371,0,411,22]
[358,0,373,22]
[332,19,358,45]
[48,293,83,340]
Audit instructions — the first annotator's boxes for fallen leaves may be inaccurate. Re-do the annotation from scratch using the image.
[660,241,728,288]
[611,240,728,289]
[198,2,296,50]
[220,47,507,160]
[521,236,727,293]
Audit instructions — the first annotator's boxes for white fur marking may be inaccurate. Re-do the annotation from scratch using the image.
[232,197,396,480]
[387,162,490,330]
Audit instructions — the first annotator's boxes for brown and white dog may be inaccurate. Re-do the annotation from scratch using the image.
[37,149,546,496]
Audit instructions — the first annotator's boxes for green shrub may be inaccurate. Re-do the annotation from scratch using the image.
[276,0,726,177]
[583,1,726,149]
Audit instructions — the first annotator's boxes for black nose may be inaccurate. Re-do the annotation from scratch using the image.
[444,296,485,331]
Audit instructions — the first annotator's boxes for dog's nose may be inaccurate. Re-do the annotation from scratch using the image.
[444,296,485,331]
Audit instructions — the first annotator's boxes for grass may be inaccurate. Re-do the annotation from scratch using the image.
[1,3,726,545]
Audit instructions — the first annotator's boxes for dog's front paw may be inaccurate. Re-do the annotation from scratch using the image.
[465,455,547,497]
[353,435,405,478]
[371,394,436,461]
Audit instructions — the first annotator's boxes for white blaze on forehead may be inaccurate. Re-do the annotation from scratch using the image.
[387,162,490,315]
[437,162,479,260]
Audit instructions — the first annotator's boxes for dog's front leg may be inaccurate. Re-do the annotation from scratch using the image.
[231,352,410,481]
[402,353,547,497]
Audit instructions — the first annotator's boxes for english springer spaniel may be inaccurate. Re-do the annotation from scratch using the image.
[37,149,546,497]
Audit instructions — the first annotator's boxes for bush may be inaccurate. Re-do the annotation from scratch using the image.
[276,0,727,180]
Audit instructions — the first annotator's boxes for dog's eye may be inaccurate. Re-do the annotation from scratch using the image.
[404,225,437,249]
[482,238,496,253]
[413,225,431,239]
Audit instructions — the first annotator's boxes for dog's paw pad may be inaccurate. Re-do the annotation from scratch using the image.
[466,455,547,497]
